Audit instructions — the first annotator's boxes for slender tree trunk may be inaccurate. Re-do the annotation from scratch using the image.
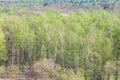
[3,29,12,70]
[114,52,119,80]
[115,71,118,80]
[84,74,88,80]
[19,47,24,71]
[107,74,110,80]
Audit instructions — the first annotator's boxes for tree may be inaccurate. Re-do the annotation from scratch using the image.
[0,27,5,65]
[112,25,120,80]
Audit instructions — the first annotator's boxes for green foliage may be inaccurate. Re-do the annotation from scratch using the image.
[0,8,120,80]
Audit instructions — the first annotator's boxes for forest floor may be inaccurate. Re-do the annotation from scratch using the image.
[0,68,50,80]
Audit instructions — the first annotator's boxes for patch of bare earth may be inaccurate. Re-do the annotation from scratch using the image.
[0,68,43,80]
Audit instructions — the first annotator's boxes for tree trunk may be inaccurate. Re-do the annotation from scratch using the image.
[84,74,88,80]
[115,71,118,80]
[114,52,119,80]
[107,74,110,80]
[3,29,12,69]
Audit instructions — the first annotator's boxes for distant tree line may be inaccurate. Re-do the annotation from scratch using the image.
[0,0,119,3]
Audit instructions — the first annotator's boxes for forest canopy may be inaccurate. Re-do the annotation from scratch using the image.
[0,8,119,80]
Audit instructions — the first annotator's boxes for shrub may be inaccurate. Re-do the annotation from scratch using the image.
[34,58,55,79]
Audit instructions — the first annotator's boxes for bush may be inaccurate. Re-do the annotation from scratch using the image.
[7,65,19,77]
[34,58,55,79]
[0,66,6,74]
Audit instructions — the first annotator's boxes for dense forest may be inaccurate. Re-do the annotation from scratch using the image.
[0,1,120,80]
